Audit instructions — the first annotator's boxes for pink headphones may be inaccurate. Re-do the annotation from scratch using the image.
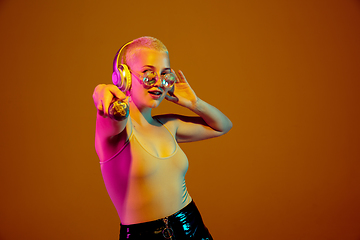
[112,41,133,92]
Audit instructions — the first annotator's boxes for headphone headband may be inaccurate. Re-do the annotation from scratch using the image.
[113,41,132,69]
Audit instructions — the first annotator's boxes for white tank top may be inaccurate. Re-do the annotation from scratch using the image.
[100,120,192,225]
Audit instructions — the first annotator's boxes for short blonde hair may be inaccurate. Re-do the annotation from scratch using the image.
[120,36,168,66]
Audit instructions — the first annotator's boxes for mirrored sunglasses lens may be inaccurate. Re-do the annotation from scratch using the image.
[160,79,167,87]
[164,73,176,86]
[143,71,157,86]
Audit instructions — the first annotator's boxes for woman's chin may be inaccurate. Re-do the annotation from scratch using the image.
[148,100,162,108]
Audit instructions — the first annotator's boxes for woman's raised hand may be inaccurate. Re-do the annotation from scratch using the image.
[93,84,127,117]
[165,70,199,110]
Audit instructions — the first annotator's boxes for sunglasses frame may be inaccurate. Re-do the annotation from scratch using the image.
[131,70,177,88]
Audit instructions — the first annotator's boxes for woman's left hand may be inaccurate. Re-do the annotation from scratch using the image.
[165,70,199,110]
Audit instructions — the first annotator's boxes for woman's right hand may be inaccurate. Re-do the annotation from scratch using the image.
[92,84,126,117]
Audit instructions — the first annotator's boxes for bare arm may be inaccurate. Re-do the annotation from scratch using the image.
[165,70,232,143]
[93,84,129,160]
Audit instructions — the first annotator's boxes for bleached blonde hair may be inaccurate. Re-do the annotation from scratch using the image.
[120,36,169,66]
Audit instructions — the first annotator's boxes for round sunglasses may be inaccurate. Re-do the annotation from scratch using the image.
[131,70,177,88]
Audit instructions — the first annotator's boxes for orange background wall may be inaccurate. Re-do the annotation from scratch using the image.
[1,0,360,239]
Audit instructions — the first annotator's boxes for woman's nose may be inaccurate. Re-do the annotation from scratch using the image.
[153,72,165,87]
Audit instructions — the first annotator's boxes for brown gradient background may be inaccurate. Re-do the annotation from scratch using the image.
[1,0,360,239]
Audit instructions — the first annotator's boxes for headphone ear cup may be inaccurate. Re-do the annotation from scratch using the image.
[116,64,132,92]
[112,41,133,92]
[112,68,120,86]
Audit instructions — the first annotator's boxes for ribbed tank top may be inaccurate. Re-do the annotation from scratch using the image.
[100,119,192,225]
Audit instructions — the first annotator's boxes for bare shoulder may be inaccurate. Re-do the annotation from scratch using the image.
[153,114,180,130]
[153,114,208,143]
[155,114,206,125]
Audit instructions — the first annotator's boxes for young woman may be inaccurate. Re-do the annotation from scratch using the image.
[93,36,232,240]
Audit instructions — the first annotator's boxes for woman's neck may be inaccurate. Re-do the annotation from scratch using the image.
[129,100,155,126]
